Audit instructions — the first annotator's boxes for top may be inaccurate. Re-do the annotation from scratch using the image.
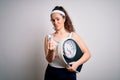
[48,32,73,68]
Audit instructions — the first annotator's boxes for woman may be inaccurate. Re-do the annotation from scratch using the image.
[44,6,91,80]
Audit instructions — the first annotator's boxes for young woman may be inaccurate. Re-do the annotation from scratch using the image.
[44,6,91,80]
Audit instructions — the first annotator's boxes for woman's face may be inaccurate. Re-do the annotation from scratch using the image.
[51,13,65,31]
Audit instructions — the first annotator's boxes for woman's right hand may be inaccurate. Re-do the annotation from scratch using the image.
[45,37,56,63]
[48,39,56,53]
[45,35,56,63]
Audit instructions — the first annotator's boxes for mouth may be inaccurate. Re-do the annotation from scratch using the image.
[54,25,59,28]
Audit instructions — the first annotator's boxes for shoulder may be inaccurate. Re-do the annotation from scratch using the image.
[72,32,84,43]
[72,32,81,39]
[72,32,88,52]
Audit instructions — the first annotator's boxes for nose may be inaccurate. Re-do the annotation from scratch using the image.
[54,20,58,24]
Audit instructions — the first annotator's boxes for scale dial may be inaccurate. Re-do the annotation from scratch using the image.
[63,39,77,59]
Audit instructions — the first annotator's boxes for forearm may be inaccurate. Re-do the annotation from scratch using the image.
[76,52,91,66]
[46,50,55,63]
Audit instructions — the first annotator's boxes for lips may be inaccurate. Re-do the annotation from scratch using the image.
[54,25,59,29]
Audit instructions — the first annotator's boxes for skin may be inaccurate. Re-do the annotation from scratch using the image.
[44,13,91,72]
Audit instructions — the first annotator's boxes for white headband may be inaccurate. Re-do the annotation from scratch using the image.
[51,10,65,16]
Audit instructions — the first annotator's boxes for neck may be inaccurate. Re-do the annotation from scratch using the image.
[55,28,68,35]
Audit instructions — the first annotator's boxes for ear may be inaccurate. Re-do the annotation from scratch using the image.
[63,16,66,23]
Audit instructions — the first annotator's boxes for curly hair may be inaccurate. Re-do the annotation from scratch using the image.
[51,6,75,32]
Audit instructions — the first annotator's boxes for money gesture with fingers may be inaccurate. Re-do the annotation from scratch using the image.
[47,35,56,53]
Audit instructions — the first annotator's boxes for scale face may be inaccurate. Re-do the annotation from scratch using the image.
[63,39,77,59]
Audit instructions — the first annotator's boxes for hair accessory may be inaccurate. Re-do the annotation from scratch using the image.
[51,10,65,16]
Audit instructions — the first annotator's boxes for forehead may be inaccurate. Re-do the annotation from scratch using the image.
[51,13,63,19]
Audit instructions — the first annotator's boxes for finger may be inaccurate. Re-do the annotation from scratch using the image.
[49,43,56,50]
[66,65,72,69]
[48,41,52,49]
[67,67,73,72]
[67,68,76,72]
[47,41,50,49]
[49,44,54,50]
[66,64,76,72]
[69,64,72,67]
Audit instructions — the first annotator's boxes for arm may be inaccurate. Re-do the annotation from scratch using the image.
[44,35,56,63]
[74,32,91,65]
[67,32,91,72]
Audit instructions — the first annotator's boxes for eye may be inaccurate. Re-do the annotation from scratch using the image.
[56,18,60,21]
[51,19,55,22]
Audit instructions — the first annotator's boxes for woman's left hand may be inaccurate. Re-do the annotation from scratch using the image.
[66,62,79,72]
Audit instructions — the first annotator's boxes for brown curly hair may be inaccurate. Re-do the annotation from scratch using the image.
[51,6,75,32]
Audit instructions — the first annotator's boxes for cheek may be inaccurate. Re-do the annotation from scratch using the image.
[62,18,65,24]
[60,19,65,24]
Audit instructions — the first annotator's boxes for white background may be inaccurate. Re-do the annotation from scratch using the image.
[0,0,120,80]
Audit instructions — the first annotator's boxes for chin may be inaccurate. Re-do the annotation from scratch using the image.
[55,29,59,31]
[54,27,60,31]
